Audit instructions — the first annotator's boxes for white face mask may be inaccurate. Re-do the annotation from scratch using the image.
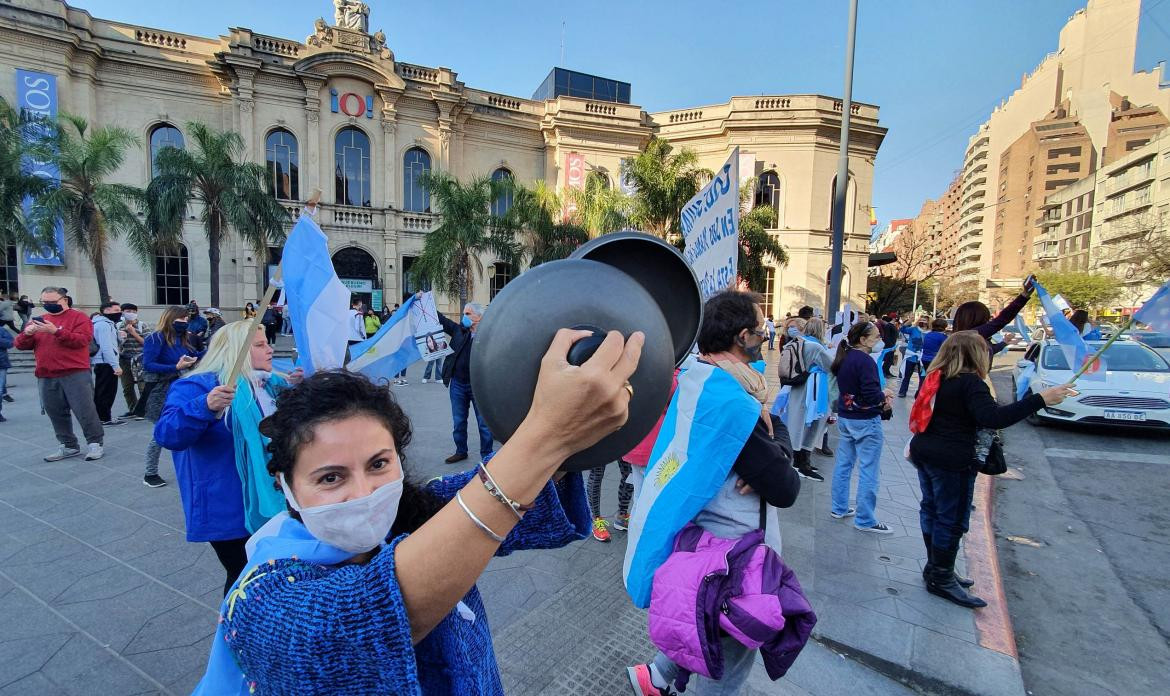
[278,472,404,553]
[122,312,138,321]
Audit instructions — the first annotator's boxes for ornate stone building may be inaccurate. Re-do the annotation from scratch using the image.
[0,0,885,317]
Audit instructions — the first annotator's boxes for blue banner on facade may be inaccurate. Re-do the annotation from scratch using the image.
[16,68,64,266]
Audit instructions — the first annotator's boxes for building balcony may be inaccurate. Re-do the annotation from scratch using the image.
[276,201,439,236]
[1105,165,1156,196]
[1033,245,1059,261]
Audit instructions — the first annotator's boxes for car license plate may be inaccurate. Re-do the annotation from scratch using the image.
[1104,410,1146,422]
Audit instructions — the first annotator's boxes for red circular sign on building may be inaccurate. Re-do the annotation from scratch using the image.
[339,92,365,117]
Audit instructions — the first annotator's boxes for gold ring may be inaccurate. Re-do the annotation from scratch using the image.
[623,381,634,399]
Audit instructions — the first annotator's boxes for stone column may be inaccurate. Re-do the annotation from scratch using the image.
[300,76,326,199]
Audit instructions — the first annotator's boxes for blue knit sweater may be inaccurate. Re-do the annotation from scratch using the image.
[212,470,590,695]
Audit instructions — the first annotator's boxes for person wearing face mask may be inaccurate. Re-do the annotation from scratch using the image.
[90,301,125,426]
[116,303,150,419]
[186,301,209,346]
[828,322,896,534]
[783,318,834,483]
[155,321,303,596]
[195,329,640,695]
[625,290,803,696]
[14,286,106,461]
[140,305,205,487]
[436,300,494,464]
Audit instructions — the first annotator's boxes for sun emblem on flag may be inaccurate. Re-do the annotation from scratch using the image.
[656,452,682,486]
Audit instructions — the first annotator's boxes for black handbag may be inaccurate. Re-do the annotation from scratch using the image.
[975,429,1007,475]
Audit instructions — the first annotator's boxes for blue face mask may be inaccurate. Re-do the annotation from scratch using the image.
[787,326,800,339]
[461,315,473,328]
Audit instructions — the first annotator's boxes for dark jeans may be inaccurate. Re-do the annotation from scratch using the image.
[882,349,897,377]
[917,463,977,551]
[209,537,250,597]
[264,323,277,345]
[423,359,440,380]
[898,359,921,397]
[449,378,493,458]
[93,364,118,422]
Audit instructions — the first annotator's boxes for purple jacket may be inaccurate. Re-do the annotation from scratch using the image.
[648,524,817,686]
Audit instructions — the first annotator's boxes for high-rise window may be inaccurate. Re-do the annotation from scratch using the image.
[403,147,431,213]
[762,268,776,316]
[155,244,190,305]
[265,129,299,201]
[149,123,184,178]
[491,168,514,217]
[334,127,371,207]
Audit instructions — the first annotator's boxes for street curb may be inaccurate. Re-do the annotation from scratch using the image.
[966,474,1020,660]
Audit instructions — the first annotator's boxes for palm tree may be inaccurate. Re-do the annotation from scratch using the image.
[411,171,520,308]
[0,96,54,251]
[148,122,289,306]
[738,203,788,293]
[507,180,587,267]
[565,171,631,237]
[626,137,709,239]
[29,114,152,302]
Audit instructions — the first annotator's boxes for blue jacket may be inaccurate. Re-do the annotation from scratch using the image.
[0,328,12,370]
[154,372,247,542]
[142,332,202,376]
[899,325,924,353]
[834,347,885,420]
[921,331,947,363]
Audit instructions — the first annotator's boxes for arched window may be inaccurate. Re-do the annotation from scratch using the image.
[403,147,431,213]
[149,123,184,178]
[490,261,513,299]
[828,174,856,233]
[266,129,299,201]
[155,243,190,305]
[335,127,372,207]
[755,170,781,223]
[332,246,380,308]
[0,244,17,296]
[491,168,514,217]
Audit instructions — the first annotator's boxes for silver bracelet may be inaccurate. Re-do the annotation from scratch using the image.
[477,462,530,520]
[456,491,506,543]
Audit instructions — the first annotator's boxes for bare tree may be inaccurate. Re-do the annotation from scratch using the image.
[867,220,957,316]
[1096,208,1169,308]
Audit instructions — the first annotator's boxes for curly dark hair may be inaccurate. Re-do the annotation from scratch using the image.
[259,370,441,535]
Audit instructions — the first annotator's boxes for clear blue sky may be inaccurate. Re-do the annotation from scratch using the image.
[76,0,1169,226]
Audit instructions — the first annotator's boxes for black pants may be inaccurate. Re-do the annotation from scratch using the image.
[264,323,277,345]
[210,537,250,596]
[0,319,15,333]
[92,364,118,422]
[916,463,977,551]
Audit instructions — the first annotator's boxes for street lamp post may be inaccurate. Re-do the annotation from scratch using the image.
[827,0,859,319]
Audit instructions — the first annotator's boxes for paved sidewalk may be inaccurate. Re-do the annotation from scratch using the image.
[0,348,1019,694]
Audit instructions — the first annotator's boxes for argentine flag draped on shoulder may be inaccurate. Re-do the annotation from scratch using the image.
[623,355,762,608]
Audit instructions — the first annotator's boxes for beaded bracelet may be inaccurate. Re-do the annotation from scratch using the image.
[456,491,506,543]
[477,462,534,521]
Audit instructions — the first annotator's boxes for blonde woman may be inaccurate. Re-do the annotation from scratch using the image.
[784,318,834,481]
[154,321,303,595]
[908,331,1072,608]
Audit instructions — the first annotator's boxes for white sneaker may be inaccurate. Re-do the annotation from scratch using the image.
[84,443,104,461]
[421,378,428,384]
[44,446,82,462]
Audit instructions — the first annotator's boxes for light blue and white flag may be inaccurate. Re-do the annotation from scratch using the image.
[1134,279,1170,335]
[347,296,422,382]
[1015,361,1037,400]
[623,357,762,609]
[1034,280,1104,380]
[1013,316,1030,340]
[282,214,351,375]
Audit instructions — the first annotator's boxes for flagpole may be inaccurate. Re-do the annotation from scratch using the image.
[223,188,321,391]
[1068,315,1136,383]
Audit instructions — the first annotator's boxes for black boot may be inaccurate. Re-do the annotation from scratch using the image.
[922,533,973,587]
[927,546,986,608]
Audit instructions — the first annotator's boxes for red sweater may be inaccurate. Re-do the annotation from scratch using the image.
[14,309,93,377]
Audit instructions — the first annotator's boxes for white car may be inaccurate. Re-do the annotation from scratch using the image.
[1012,339,1170,429]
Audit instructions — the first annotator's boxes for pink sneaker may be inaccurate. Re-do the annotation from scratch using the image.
[626,664,674,695]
